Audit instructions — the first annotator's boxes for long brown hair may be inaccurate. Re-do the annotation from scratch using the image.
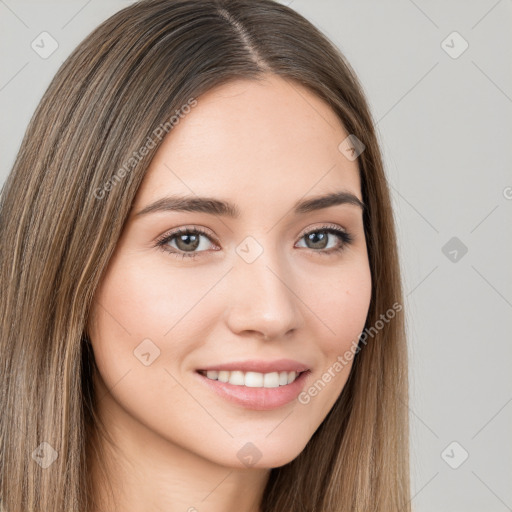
[0,1,410,510]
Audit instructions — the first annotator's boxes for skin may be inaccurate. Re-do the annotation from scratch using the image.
[87,73,372,512]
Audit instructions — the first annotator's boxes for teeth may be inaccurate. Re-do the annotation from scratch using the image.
[203,369,300,387]
[217,370,229,383]
[263,372,279,388]
[229,370,245,385]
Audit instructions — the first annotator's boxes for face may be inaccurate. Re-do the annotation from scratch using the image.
[88,74,372,469]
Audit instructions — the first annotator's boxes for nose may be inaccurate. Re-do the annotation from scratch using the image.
[223,247,304,341]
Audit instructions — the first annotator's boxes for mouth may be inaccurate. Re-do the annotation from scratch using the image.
[194,368,312,410]
[196,369,307,388]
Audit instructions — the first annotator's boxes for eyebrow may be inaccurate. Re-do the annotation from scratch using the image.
[133,190,366,219]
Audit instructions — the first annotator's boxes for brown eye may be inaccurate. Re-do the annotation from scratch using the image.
[296,226,354,255]
[155,227,217,259]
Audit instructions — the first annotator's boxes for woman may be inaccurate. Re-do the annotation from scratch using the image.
[0,1,411,510]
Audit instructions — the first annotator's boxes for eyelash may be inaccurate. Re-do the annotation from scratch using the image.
[154,224,354,260]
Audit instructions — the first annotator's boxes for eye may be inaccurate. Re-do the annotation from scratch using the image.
[295,224,354,256]
[155,226,217,259]
[155,224,354,260]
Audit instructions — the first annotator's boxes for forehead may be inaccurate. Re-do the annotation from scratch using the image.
[134,74,362,209]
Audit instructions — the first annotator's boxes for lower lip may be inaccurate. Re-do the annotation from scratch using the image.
[195,370,311,411]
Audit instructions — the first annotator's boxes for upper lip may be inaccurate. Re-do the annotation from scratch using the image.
[197,358,310,374]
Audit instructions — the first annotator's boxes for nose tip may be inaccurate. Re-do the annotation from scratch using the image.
[224,260,303,341]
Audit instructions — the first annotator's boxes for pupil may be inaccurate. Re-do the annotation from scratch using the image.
[177,233,199,251]
[308,232,327,249]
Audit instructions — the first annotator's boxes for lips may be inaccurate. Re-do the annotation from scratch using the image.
[195,367,311,410]
[193,358,312,410]
[196,358,310,374]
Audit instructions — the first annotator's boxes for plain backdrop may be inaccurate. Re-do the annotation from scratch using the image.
[1,1,511,510]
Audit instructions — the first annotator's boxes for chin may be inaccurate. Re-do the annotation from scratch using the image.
[213,435,309,470]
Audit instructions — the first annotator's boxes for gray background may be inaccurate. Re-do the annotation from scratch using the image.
[1,1,511,510]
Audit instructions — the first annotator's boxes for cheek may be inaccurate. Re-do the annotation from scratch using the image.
[292,263,371,434]
[88,258,225,371]
[92,258,191,336]
[87,261,218,436]
[304,260,372,354]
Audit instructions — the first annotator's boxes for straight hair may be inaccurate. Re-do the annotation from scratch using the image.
[0,1,411,510]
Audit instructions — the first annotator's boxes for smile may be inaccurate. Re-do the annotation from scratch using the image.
[195,368,311,410]
[197,369,303,388]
